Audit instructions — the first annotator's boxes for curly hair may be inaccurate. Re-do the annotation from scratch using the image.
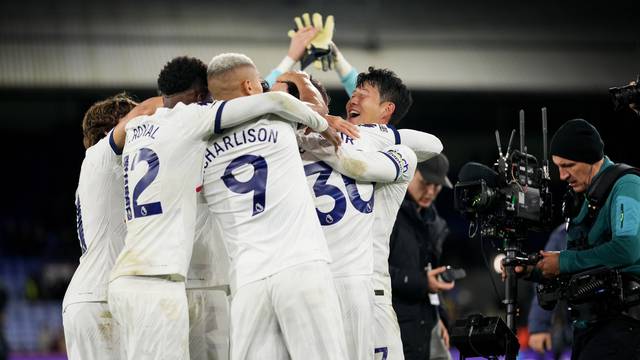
[82,92,138,149]
[157,56,208,96]
[356,67,413,125]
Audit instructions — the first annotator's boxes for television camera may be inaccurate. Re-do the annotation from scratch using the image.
[451,109,554,360]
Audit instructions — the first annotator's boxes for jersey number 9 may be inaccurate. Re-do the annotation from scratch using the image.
[222,154,268,216]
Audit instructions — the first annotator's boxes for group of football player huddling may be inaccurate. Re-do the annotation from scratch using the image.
[62,13,445,360]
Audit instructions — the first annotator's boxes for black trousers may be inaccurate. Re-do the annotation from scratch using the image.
[571,315,640,360]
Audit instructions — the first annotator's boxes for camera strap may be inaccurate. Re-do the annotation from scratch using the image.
[562,163,640,250]
[585,163,640,220]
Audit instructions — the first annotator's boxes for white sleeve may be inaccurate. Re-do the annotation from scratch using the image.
[397,129,443,162]
[212,92,328,134]
[299,134,416,183]
[89,131,121,168]
[357,124,399,148]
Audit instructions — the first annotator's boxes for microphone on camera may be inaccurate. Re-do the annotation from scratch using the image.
[458,162,500,188]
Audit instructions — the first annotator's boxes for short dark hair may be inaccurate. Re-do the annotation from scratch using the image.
[310,76,330,106]
[157,56,207,96]
[82,93,138,149]
[282,76,331,106]
[356,67,412,125]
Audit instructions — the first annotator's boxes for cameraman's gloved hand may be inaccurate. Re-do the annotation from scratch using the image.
[288,12,335,70]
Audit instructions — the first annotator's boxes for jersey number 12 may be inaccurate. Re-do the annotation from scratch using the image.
[124,148,164,220]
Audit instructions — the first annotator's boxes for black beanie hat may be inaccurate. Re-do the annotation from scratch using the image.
[549,119,604,164]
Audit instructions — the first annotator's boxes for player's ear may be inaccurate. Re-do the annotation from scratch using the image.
[381,101,395,122]
[241,80,253,96]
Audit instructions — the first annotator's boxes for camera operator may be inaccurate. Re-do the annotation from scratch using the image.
[389,154,455,360]
[536,119,640,360]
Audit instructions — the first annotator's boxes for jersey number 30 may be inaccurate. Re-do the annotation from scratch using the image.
[304,161,374,225]
[124,148,163,220]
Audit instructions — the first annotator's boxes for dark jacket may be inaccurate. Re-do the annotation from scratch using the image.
[389,196,449,360]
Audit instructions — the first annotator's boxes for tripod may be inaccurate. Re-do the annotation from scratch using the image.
[452,235,536,360]
[500,236,541,360]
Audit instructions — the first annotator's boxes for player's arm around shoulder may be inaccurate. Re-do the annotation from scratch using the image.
[397,128,443,162]
[217,91,328,133]
[382,144,417,183]
[276,71,328,116]
[111,96,163,151]
[91,131,124,168]
[299,138,416,183]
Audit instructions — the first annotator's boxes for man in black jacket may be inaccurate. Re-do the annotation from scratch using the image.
[389,154,455,360]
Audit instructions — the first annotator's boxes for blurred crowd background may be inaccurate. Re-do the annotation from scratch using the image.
[0,0,638,358]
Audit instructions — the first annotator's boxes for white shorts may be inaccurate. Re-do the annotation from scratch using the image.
[187,287,230,360]
[373,302,404,360]
[108,276,189,360]
[63,301,120,360]
[230,261,348,360]
[334,275,374,360]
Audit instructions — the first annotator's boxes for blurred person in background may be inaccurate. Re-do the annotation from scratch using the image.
[389,154,456,360]
[527,224,572,359]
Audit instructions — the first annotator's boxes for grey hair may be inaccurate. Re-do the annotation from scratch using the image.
[207,53,256,79]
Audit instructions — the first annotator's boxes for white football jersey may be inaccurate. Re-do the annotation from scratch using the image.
[111,92,330,282]
[110,102,219,281]
[370,172,416,302]
[298,125,421,281]
[301,124,433,301]
[356,126,427,302]
[63,134,126,309]
[298,131,385,278]
[186,195,230,289]
[202,118,331,291]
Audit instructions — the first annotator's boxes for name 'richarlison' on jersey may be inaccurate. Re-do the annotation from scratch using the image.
[204,126,279,167]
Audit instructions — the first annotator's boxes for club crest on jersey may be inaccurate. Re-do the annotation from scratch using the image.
[255,203,264,214]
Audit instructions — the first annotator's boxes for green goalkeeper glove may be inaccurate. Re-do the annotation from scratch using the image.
[288,13,335,71]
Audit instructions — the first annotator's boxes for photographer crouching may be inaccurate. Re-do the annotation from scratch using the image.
[536,119,640,359]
